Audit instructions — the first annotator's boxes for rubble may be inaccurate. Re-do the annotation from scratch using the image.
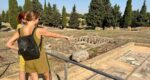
[71,50,89,62]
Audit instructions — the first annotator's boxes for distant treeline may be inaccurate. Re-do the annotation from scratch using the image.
[0,0,150,29]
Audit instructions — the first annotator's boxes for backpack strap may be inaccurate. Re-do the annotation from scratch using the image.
[39,35,43,50]
[18,28,21,37]
[32,27,37,36]
[32,26,43,50]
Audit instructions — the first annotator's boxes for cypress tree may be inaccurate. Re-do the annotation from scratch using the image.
[1,11,6,22]
[18,6,23,12]
[47,3,53,26]
[62,6,67,28]
[122,0,132,27]
[103,0,114,28]
[131,10,140,27]
[51,4,61,27]
[86,0,105,29]
[69,5,79,29]
[1,10,9,23]
[32,0,43,15]
[24,0,32,11]
[32,0,43,24]
[41,2,53,26]
[0,14,1,22]
[0,14,2,28]
[41,0,47,25]
[9,0,19,29]
[140,0,146,15]
[135,0,148,27]
[148,13,150,26]
[139,0,148,26]
[112,4,121,27]
[44,0,47,15]
[5,11,9,22]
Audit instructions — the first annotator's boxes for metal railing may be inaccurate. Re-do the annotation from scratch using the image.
[46,50,123,80]
[0,48,124,80]
[0,48,17,78]
[0,62,17,78]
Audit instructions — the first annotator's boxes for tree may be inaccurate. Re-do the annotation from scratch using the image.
[103,0,114,28]
[0,14,1,19]
[133,0,148,27]
[40,0,48,25]
[148,13,150,26]
[139,0,148,26]
[62,6,67,28]
[1,11,6,22]
[5,11,9,22]
[41,2,53,26]
[47,3,53,26]
[32,0,43,24]
[32,0,43,15]
[0,14,1,22]
[9,0,19,29]
[18,6,23,12]
[78,13,84,19]
[1,10,9,23]
[69,5,79,29]
[140,0,146,15]
[51,4,61,27]
[131,10,140,27]
[86,0,105,29]
[24,0,32,11]
[66,13,70,17]
[44,0,47,15]
[112,4,121,27]
[122,0,132,27]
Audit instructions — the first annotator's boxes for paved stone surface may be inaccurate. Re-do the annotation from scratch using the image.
[1,42,150,80]
[57,43,150,80]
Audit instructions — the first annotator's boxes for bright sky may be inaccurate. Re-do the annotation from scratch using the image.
[0,0,150,14]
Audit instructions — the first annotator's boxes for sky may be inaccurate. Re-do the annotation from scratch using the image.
[0,0,150,14]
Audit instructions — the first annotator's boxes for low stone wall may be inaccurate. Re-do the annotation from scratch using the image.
[1,22,12,29]
[135,43,150,47]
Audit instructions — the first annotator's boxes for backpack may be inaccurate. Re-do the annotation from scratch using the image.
[17,27,43,61]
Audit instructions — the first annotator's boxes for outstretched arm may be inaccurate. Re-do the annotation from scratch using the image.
[39,28,70,40]
[6,31,19,51]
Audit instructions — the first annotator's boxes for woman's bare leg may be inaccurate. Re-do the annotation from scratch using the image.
[30,72,38,80]
[43,71,51,80]
[19,71,25,80]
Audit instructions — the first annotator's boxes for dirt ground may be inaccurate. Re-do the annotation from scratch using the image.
[0,28,150,78]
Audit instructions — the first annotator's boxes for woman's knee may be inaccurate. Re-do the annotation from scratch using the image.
[19,71,25,80]
[44,72,52,80]
[30,72,38,80]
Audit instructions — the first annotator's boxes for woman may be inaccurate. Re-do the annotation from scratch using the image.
[17,11,27,80]
[6,11,70,80]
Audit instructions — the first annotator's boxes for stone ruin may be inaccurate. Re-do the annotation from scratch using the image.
[1,40,150,80]
[56,42,150,80]
[46,36,114,62]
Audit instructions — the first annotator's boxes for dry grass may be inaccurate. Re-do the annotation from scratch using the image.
[0,29,150,77]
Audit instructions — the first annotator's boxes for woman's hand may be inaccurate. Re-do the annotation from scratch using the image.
[63,36,74,41]
[63,36,70,40]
